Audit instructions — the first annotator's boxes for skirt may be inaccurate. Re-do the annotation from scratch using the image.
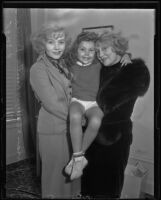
[39,132,81,198]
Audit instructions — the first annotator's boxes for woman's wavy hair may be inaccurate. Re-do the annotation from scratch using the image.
[96,31,129,56]
[65,31,99,68]
[30,23,72,56]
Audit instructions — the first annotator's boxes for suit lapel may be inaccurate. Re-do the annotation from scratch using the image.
[39,54,70,103]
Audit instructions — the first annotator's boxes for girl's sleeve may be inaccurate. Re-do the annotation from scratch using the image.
[30,64,68,121]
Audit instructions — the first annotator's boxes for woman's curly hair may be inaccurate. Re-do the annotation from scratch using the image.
[96,31,129,56]
[65,31,99,68]
[30,23,71,55]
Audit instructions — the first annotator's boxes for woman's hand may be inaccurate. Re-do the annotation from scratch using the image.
[120,53,132,66]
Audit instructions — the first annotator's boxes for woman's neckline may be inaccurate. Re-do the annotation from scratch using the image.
[103,61,122,70]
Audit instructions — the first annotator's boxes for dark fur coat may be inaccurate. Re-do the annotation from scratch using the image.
[95,58,150,145]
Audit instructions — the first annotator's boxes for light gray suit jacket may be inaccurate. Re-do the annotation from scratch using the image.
[30,54,72,135]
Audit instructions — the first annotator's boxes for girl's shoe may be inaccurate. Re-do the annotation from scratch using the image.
[70,156,88,180]
[65,158,74,175]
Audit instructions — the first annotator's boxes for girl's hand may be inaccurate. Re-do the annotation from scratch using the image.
[120,53,132,67]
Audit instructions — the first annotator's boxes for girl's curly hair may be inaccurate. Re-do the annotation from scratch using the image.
[96,31,129,56]
[65,31,99,68]
[30,23,71,56]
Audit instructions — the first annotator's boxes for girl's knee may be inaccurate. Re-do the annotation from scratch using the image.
[90,117,102,129]
[70,112,82,122]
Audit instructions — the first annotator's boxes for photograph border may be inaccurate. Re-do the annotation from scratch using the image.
[1,1,160,199]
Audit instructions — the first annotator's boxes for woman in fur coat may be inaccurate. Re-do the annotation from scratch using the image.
[81,31,150,198]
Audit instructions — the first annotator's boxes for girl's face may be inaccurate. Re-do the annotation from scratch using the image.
[77,41,95,65]
[96,44,121,66]
[44,31,66,60]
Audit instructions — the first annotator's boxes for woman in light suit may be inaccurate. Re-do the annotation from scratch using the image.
[30,24,80,199]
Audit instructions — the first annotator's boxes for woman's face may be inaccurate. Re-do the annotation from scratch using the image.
[77,41,95,65]
[96,44,121,66]
[44,31,66,60]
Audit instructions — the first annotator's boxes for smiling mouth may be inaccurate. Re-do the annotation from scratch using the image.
[83,57,91,60]
[52,51,62,55]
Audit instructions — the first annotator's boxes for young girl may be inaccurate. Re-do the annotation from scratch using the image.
[65,31,131,180]
[65,32,104,180]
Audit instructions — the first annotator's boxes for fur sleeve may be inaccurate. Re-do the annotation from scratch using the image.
[98,58,150,113]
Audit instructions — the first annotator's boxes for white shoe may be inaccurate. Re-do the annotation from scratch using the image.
[70,156,88,180]
[82,156,88,170]
[65,158,74,175]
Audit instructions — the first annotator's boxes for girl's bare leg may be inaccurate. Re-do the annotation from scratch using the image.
[66,101,90,180]
[69,101,85,153]
[82,106,104,152]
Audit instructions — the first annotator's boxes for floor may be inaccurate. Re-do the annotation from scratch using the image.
[5,158,84,199]
[5,158,154,199]
[6,158,41,199]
